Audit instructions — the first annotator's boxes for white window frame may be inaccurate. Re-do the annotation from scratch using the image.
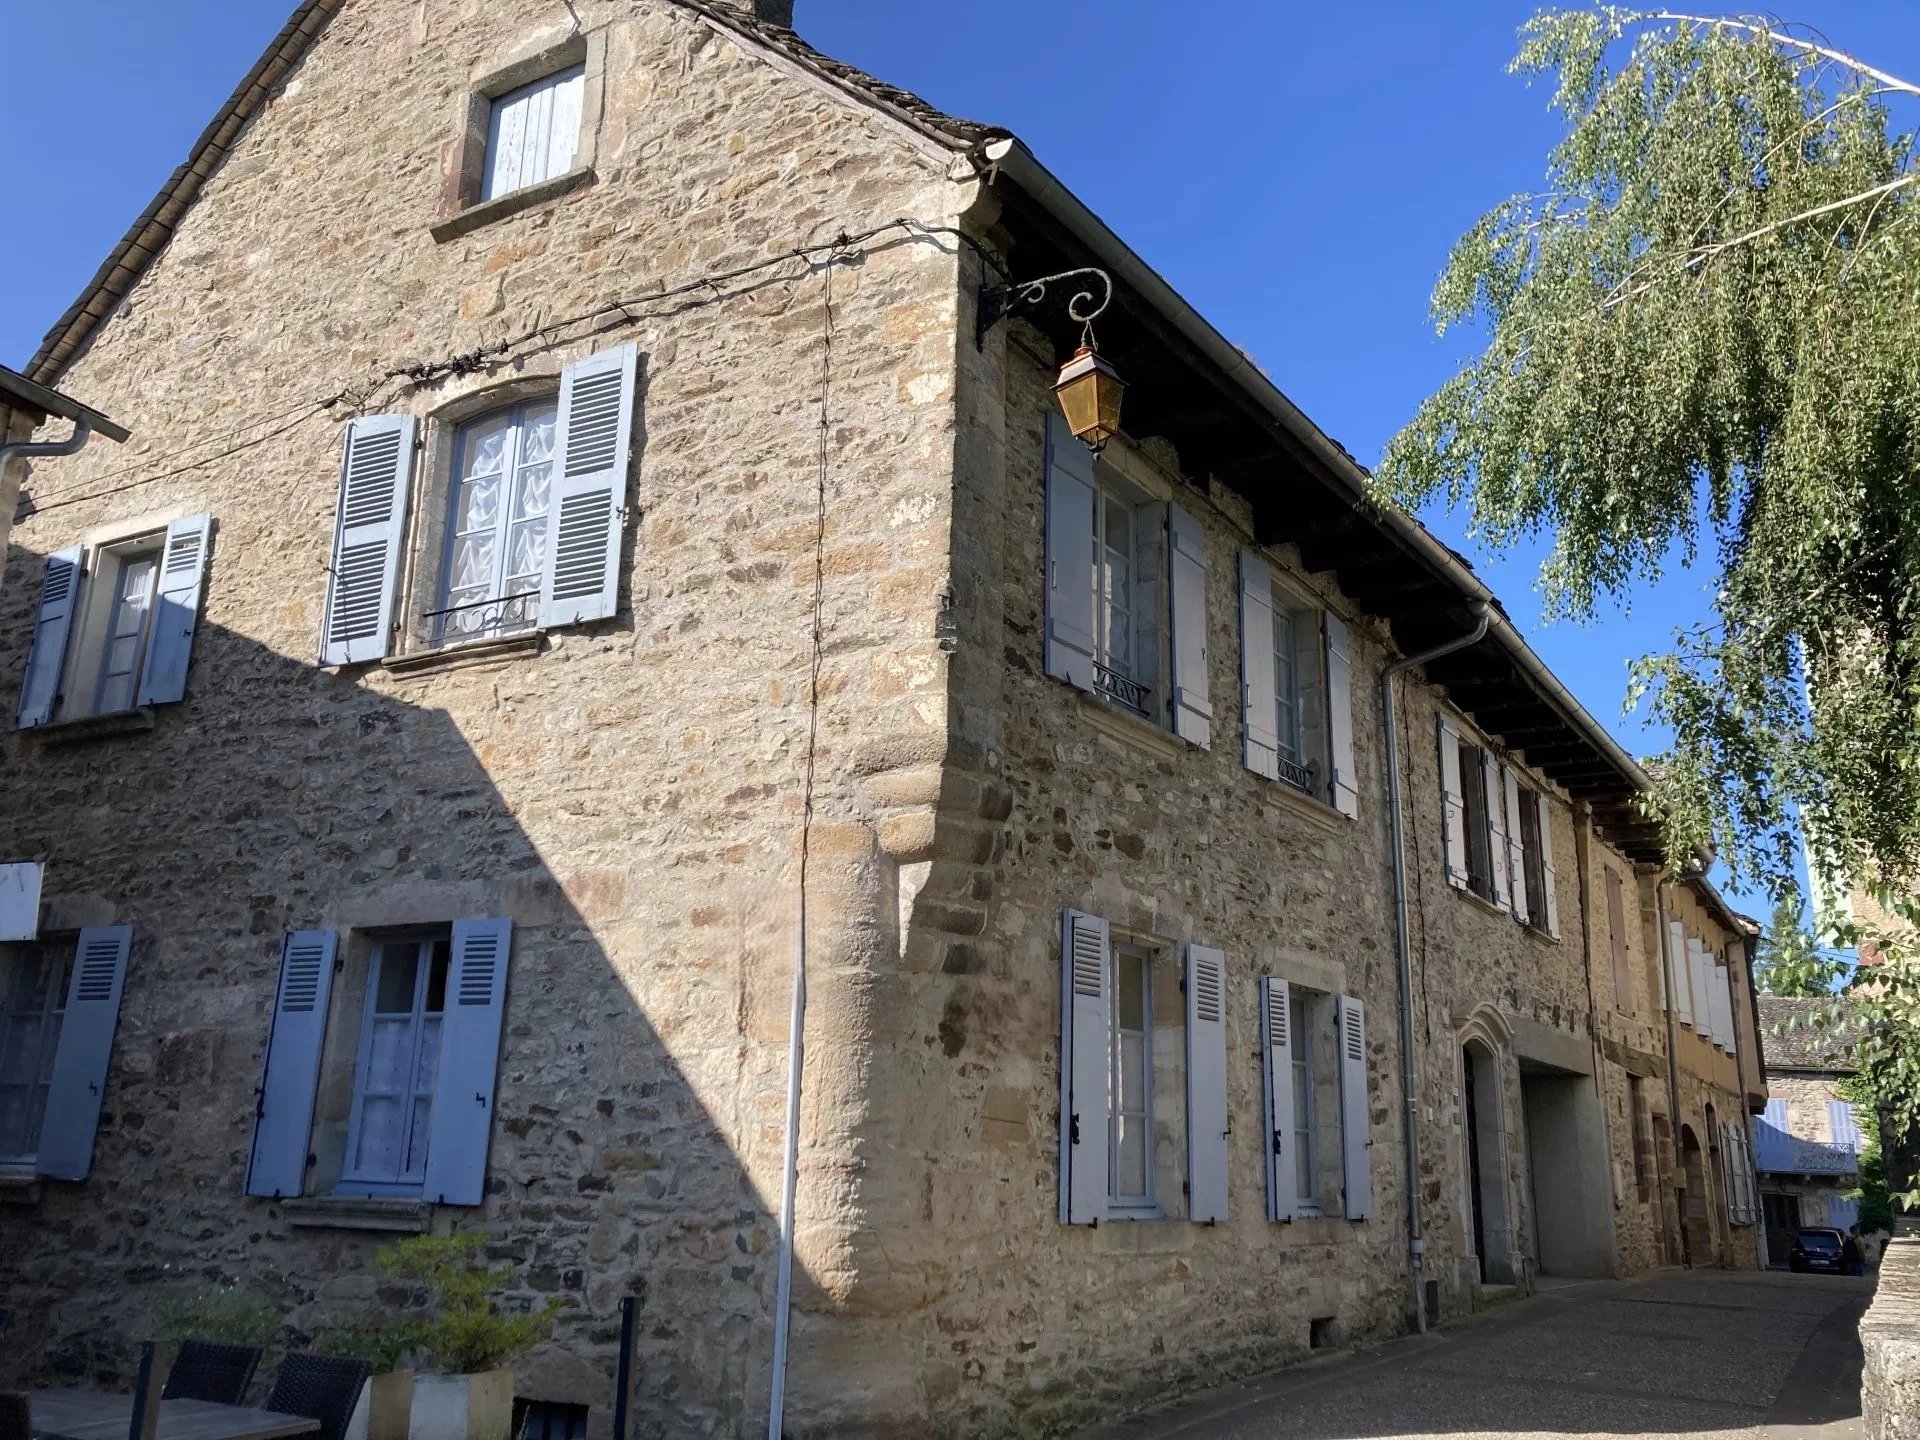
[1270,582,1326,792]
[432,398,558,646]
[481,64,586,203]
[89,545,163,716]
[1291,988,1320,1215]
[1108,943,1155,1213]
[338,933,451,1197]
[1089,471,1163,721]
[0,941,68,1169]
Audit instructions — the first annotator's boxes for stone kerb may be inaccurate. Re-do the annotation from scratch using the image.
[1863,1234,1920,1440]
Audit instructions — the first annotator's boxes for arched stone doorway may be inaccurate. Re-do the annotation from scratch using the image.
[1463,1039,1515,1285]
[1679,1124,1713,1266]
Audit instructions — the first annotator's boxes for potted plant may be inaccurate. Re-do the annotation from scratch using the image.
[373,1232,558,1440]
[317,1319,415,1440]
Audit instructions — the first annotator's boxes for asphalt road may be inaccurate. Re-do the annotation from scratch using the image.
[1084,1269,1874,1440]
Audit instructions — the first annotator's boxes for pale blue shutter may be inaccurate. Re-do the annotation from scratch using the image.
[36,925,133,1180]
[1166,504,1211,747]
[17,546,82,728]
[321,417,416,665]
[422,917,512,1206]
[1437,717,1469,889]
[1503,767,1530,925]
[1482,753,1510,909]
[1829,1100,1862,1155]
[1043,412,1098,693]
[1184,945,1229,1222]
[134,513,213,707]
[1337,994,1372,1219]
[1324,612,1359,817]
[1537,792,1560,937]
[1259,976,1296,1222]
[1238,552,1281,781]
[541,344,637,628]
[245,930,338,1199]
[1668,921,1692,1026]
[1059,909,1109,1225]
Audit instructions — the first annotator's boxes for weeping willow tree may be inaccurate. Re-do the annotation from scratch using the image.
[1378,8,1920,904]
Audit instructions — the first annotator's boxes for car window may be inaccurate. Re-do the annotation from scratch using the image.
[1798,1232,1841,1251]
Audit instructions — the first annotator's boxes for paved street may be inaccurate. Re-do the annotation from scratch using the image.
[1088,1270,1874,1440]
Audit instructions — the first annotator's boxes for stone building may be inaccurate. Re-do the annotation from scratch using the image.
[0,2,1764,1436]
[1754,994,1869,1259]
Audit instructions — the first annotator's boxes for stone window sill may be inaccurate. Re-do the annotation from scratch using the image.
[431,167,595,243]
[1078,691,1187,761]
[1522,922,1561,947]
[281,1196,434,1232]
[21,708,156,746]
[1452,884,1510,921]
[1260,777,1349,833]
[381,632,545,677]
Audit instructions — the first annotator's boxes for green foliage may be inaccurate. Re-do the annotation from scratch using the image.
[374,1232,558,1376]
[314,1318,416,1375]
[1755,897,1836,996]
[1840,1073,1899,1233]
[1376,7,1920,897]
[151,1287,282,1348]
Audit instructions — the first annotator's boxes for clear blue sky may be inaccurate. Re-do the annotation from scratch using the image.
[6,1,1912,916]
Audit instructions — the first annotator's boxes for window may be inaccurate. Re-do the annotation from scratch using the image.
[514,1402,588,1440]
[482,66,585,202]
[1270,589,1326,793]
[1515,781,1550,931]
[1109,945,1153,1209]
[1458,739,1495,900]
[0,942,67,1167]
[16,516,211,729]
[433,400,556,645]
[1291,989,1317,1211]
[340,933,451,1196]
[1090,476,1162,718]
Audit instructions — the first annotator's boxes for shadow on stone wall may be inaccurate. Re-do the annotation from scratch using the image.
[0,539,794,1440]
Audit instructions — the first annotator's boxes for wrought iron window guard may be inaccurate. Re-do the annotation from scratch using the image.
[1276,755,1313,793]
[1093,661,1151,718]
[423,591,540,647]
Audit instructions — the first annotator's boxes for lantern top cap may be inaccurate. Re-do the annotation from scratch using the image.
[1055,344,1123,387]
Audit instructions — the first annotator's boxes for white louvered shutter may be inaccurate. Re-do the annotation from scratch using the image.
[1338,994,1372,1219]
[1713,962,1734,1050]
[542,343,637,628]
[1185,944,1229,1222]
[17,546,82,728]
[1259,975,1296,1222]
[1502,767,1529,925]
[1238,551,1281,781]
[1829,1100,1862,1154]
[1689,940,1713,1039]
[1324,612,1359,817]
[36,926,133,1181]
[1058,909,1110,1225]
[1042,412,1098,693]
[1536,792,1560,936]
[422,917,512,1206]
[1667,920,1692,1024]
[1483,753,1510,909]
[1166,503,1211,747]
[321,416,416,665]
[135,513,213,707]
[246,930,338,1199]
[1438,716,1469,889]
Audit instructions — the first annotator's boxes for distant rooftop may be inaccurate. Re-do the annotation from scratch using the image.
[1758,994,1859,1072]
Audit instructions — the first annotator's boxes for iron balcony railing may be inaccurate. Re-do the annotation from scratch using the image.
[1093,661,1151,717]
[423,591,540,648]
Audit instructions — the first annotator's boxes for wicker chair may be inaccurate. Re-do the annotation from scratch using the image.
[161,1340,263,1406]
[0,1391,32,1440]
[264,1355,370,1440]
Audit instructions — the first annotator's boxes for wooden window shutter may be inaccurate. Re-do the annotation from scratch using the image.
[1502,766,1529,925]
[1689,940,1713,1039]
[421,917,513,1206]
[245,930,339,1199]
[321,416,416,665]
[135,513,213,707]
[1058,909,1110,1225]
[1437,716,1469,890]
[1259,975,1296,1223]
[1166,503,1212,747]
[1184,944,1229,1222]
[1606,870,1631,1012]
[1536,791,1560,937]
[1324,612,1359,817]
[1042,412,1098,693]
[17,546,83,728]
[1337,994,1372,1219]
[36,926,134,1180]
[541,343,638,628]
[1482,756,1510,909]
[1667,920,1691,1024]
[1237,551,1281,782]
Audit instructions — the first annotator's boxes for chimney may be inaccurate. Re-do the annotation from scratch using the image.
[717,0,794,26]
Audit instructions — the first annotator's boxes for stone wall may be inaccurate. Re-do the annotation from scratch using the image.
[1865,1235,1920,1440]
[0,4,975,1437]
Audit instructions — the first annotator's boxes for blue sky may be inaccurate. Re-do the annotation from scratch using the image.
[5,1,1913,916]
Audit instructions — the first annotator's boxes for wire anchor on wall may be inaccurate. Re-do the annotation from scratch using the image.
[975,266,1114,351]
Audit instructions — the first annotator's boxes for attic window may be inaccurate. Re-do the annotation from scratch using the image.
[482,65,585,201]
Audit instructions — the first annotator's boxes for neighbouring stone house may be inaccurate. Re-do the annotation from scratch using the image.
[1755,994,1870,1260]
[0,2,1766,1436]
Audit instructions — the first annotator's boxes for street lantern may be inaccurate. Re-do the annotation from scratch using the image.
[1053,343,1125,454]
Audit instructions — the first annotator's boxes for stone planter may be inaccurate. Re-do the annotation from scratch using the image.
[342,1371,413,1440]
[409,1371,515,1440]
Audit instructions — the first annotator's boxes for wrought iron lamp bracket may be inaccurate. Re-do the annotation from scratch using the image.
[976,267,1114,351]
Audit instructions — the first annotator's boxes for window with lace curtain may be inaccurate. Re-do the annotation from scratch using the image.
[434,400,556,645]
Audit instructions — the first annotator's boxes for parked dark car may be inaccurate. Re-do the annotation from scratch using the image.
[1789,1227,1847,1274]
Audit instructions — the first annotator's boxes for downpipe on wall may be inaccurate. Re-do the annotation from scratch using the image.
[0,416,94,493]
[1381,602,1491,1334]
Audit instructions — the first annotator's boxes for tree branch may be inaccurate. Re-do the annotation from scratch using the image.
[1641,11,1920,99]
